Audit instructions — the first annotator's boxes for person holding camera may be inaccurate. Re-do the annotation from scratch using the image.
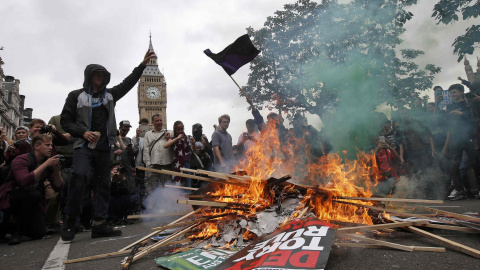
[113,120,136,182]
[236,119,260,162]
[6,126,32,164]
[132,118,149,168]
[370,135,401,196]
[0,134,63,245]
[163,121,192,186]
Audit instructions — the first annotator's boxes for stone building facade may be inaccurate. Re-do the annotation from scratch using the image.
[0,56,33,139]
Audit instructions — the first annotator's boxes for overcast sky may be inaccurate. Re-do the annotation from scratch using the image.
[1,0,479,141]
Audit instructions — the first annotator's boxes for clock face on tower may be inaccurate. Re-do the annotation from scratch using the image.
[146,86,161,99]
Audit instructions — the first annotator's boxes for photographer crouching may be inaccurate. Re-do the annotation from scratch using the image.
[0,134,63,245]
[108,162,140,224]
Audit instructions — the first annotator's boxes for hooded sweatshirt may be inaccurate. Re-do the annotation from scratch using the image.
[60,63,146,150]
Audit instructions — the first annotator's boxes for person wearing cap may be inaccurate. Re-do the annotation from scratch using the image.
[192,123,213,164]
[113,120,136,183]
[6,126,32,164]
[60,51,155,241]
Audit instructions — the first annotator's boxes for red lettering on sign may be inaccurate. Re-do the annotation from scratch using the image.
[243,253,269,270]
[289,251,320,268]
[305,220,334,228]
[262,250,292,266]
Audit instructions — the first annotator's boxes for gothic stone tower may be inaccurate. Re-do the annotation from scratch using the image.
[464,57,480,86]
[137,35,167,129]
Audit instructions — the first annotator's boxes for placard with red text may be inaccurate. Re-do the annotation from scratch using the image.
[215,217,336,270]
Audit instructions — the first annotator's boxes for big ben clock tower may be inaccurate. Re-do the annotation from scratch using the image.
[138,34,167,129]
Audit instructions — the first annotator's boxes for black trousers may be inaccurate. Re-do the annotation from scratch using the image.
[9,189,46,239]
[450,139,480,191]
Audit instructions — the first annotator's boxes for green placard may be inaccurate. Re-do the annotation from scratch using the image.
[155,248,237,270]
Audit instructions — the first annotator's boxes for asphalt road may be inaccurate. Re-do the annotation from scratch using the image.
[0,198,479,270]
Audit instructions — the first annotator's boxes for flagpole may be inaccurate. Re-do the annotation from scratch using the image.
[229,75,250,99]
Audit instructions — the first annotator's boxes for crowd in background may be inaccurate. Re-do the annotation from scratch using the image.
[0,54,478,246]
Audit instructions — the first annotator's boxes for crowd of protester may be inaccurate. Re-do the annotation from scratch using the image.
[0,50,478,246]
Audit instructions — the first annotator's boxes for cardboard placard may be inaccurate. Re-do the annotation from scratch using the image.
[215,218,336,270]
[155,248,237,270]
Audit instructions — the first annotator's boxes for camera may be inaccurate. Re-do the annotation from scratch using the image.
[117,166,127,174]
[57,155,66,166]
[13,140,23,148]
[40,125,53,134]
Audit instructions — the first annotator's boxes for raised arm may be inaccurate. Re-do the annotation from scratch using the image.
[110,51,154,102]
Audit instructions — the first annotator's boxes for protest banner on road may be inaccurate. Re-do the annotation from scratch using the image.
[155,248,237,270]
[215,218,336,270]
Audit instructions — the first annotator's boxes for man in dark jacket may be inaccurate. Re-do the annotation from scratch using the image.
[60,51,154,241]
[446,84,480,200]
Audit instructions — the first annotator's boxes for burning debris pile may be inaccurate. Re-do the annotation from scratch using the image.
[63,126,480,268]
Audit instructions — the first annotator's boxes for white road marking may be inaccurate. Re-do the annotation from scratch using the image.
[41,239,70,270]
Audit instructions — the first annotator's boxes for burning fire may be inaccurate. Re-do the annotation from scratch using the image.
[202,120,387,233]
[189,222,218,239]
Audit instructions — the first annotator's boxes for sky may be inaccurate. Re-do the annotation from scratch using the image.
[0,0,479,141]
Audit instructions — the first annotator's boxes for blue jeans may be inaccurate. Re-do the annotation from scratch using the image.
[65,146,111,220]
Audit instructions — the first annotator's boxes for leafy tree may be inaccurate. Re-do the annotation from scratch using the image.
[432,0,480,62]
[244,0,440,153]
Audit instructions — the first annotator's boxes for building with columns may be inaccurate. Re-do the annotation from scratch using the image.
[137,35,167,130]
[0,56,33,139]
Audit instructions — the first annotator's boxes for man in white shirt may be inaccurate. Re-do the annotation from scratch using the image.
[143,114,173,192]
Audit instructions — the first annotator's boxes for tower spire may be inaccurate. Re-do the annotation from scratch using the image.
[148,32,155,54]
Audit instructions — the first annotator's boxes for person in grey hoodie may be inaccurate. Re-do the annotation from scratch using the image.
[60,51,154,241]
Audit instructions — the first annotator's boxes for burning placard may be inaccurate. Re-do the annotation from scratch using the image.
[215,217,336,270]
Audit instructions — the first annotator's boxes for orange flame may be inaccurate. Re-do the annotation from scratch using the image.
[204,120,387,228]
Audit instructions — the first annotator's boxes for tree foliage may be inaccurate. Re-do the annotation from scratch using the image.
[432,0,480,62]
[244,0,440,118]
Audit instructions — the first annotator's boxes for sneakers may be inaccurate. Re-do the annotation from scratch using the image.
[61,218,76,241]
[448,189,465,201]
[91,223,122,238]
[8,233,22,245]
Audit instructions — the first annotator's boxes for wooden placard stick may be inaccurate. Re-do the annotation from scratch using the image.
[338,233,415,252]
[151,218,207,231]
[416,206,480,223]
[403,225,480,258]
[164,185,198,191]
[177,199,230,208]
[127,223,198,263]
[137,166,247,186]
[333,200,458,225]
[63,239,189,264]
[127,211,191,220]
[418,223,480,233]
[187,168,253,181]
[140,166,249,187]
[183,168,252,184]
[297,206,310,219]
[118,207,204,252]
[337,196,443,204]
[334,242,445,252]
[336,220,428,234]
